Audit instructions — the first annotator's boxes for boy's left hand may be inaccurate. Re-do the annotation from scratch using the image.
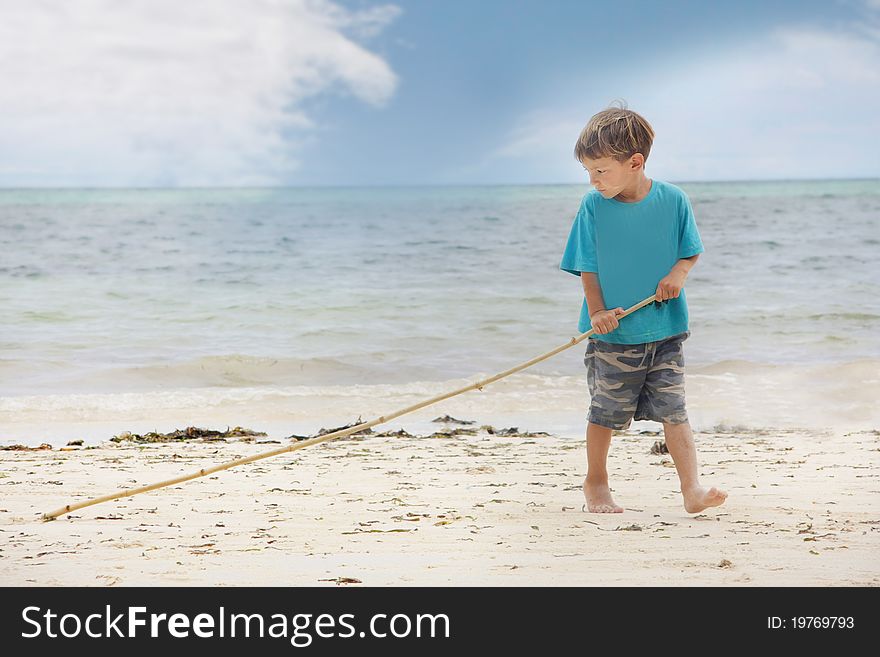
[655,269,687,302]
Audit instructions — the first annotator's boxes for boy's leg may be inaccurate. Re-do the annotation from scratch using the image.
[583,338,645,514]
[635,333,727,513]
[583,421,624,513]
[662,420,727,513]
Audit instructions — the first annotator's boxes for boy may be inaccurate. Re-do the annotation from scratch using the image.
[560,105,727,514]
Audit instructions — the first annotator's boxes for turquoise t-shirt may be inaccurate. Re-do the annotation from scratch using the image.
[559,179,704,343]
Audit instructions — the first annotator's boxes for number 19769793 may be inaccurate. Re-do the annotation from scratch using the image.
[768,617,854,629]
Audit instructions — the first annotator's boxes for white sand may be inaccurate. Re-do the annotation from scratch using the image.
[1,425,877,586]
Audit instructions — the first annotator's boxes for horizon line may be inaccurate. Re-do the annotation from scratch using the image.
[0,175,878,192]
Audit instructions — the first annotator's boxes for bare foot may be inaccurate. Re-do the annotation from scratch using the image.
[682,486,728,513]
[583,479,624,513]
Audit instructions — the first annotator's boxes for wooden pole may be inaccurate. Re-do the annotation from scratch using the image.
[42,293,659,521]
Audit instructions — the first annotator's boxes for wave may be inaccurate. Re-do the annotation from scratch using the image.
[0,354,385,393]
[119,354,378,387]
[804,313,880,321]
[1,356,877,449]
[690,357,880,379]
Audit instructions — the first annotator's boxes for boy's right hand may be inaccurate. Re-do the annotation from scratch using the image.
[590,307,625,334]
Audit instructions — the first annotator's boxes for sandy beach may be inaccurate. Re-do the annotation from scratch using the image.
[2,420,877,586]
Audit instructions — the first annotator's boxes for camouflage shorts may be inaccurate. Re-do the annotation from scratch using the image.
[584,331,690,430]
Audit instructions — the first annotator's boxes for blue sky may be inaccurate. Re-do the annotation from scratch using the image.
[0,0,878,187]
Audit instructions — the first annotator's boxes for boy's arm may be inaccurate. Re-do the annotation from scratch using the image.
[656,254,700,301]
[581,272,625,333]
[580,272,605,317]
[672,253,699,276]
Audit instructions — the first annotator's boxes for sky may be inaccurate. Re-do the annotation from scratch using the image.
[0,0,878,187]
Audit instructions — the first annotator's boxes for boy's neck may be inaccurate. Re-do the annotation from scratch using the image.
[614,175,652,203]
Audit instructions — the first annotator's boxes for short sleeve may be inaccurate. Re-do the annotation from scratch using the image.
[678,192,705,259]
[560,197,598,276]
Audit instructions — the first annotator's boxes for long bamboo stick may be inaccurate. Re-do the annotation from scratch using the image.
[42,293,659,521]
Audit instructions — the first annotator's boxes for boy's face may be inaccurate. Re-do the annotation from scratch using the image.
[580,154,645,199]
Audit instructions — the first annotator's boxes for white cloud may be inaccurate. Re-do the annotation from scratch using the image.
[645,23,880,181]
[0,0,400,187]
[486,12,880,183]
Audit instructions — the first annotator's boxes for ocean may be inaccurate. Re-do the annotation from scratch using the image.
[2,180,878,444]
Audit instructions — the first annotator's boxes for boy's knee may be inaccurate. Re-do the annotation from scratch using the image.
[587,420,615,433]
[662,420,692,437]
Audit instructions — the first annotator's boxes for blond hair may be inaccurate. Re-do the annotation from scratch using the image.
[574,101,655,164]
